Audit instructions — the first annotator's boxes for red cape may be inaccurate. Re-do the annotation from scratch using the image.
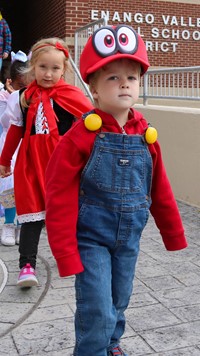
[24,78,93,140]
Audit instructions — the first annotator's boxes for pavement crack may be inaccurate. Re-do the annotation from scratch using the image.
[0,254,51,338]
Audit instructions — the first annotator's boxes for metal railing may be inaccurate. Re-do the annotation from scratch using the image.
[141,66,200,105]
[69,53,94,103]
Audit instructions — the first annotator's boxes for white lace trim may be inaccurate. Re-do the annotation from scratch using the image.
[17,211,45,224]
[35,98,53,135]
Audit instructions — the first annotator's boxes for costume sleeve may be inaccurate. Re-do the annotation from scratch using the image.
[3,19,12,53]
[0,124,23,166]
[0,91,24,165]
[45,134,85,277]
[0,100,7,121]
[149,141,187,251]
[0,90,10,118]
[6,91,24,126]
[0,105,10,130]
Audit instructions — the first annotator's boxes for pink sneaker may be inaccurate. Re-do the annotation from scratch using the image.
[17,263,38,287]
[109,346,128,356]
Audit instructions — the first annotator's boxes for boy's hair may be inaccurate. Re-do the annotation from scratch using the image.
[88,59,141,86]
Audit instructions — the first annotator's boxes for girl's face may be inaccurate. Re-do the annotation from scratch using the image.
[12,75,27,90]
[91,59,140,119]
[34,49,65,88]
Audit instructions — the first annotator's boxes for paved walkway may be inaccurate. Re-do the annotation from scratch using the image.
[0,201,200,356]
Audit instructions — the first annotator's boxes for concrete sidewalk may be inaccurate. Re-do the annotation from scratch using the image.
[0,201,200,356]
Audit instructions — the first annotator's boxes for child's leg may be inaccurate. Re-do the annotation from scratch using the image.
[74,241,137,356]
[15,220,21,245]
[74,206,142,356]
[108,242,139,351]
[4,207,16,224]
[1,207,16,246]
[18,220,44,269]
[74,243,113,356]
[17,220,44,287]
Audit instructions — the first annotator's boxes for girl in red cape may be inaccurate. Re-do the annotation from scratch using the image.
[0,37,93,287]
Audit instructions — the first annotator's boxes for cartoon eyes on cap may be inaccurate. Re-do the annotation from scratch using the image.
[93,28,116,56]
[93,25,138,57]
[117,26,138,53]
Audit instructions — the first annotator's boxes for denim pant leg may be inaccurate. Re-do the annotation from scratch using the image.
[109,229,141,348]
[110,207,149,346]
[74,243,116,356]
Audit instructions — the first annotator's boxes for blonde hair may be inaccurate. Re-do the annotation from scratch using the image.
[21,37,72,108]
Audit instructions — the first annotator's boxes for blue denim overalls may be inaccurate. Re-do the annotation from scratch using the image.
[74,132,153,356]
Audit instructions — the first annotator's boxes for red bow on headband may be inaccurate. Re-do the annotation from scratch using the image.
[33,42,69,58]
[55,42,69,58]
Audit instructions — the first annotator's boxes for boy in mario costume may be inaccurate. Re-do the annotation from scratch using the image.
[45,25,187,356]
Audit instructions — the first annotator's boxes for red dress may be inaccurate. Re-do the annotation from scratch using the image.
[0,79,93,223]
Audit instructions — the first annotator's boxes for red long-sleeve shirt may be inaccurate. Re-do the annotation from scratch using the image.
[45,108,187,277]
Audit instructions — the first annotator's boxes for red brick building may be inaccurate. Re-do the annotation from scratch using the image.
[2,0,200,69]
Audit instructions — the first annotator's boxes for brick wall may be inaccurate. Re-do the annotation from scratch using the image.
[66,0,200,68]
[25,0,199,68]
[27,0,67,47]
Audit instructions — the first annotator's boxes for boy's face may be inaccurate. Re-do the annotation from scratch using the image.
[91,59,140,117]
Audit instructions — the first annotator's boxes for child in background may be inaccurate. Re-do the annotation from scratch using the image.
[0,8,12,73]
[0,50,28,246]
[45,26,188,356]
[0,37,93,287]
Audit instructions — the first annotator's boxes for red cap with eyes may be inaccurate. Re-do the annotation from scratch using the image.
[80,25,150,84]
